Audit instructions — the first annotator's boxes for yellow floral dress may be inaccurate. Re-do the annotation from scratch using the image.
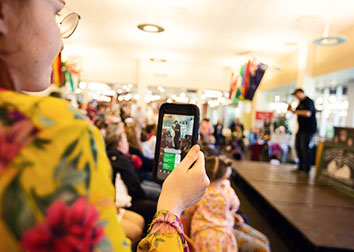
[0,88,188,252]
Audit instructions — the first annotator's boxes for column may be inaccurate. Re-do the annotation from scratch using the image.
[346,83,354,127]
[319,88,330,137]
[196,89,203,112]
[333,86,343,126]
[137,60,148,113]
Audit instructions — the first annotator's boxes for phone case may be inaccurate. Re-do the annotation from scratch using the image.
[153,103,200,184]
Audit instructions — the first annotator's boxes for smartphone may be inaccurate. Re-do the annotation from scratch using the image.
[153,103,200,184]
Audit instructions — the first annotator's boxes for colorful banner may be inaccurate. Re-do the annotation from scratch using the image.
[229,60,266,103]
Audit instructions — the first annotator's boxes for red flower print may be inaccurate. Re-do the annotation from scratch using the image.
[21,198,104,252]
[0,120,37,171]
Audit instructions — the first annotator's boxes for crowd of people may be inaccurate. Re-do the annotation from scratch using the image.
[80,102,272,251]
[0,1,319,251]
[195,115,292,165]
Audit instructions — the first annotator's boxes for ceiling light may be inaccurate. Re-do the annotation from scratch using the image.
[313,36,347,46]
[314,20,347,46]
[137,23,165,33]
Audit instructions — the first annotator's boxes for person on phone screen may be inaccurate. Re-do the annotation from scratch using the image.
[172,120,181,149]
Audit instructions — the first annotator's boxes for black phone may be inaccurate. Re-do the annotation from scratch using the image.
[153,103,200,184]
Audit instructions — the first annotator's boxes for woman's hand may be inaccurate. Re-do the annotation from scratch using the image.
[157,145,210,217]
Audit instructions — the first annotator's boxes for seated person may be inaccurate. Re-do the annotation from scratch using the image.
[183,156,270,252]
[199,118,219,157]
[106,132,157,225]
[270,126,289,163]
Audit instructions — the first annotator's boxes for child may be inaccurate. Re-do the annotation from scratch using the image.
[183,156,270,252]
[183,156,239,252]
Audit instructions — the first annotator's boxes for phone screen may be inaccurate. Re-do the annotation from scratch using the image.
[157,114,195,177]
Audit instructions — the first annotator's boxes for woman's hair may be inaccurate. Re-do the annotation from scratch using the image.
[205,156,232,182]
[105,131,124,150]
[125,125,141,151]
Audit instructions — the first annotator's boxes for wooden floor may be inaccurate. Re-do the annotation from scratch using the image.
[232,161,354,252]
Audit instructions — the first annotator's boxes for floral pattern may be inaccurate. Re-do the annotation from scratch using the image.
[0,106,38,170]
[138,210,189,252]
[21,198,104,252]
[184,180,239,252]
[0,90,127,252]
[0,89,189,252]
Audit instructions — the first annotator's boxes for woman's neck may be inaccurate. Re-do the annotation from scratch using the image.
[0,57,22,92]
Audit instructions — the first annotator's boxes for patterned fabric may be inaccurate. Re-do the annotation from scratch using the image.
[184,180,239,252]
[0,89,187,252]
[234,224,270,252]
[138,210,189,252]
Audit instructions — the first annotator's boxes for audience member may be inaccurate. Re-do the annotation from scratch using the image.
[183,156,270,252]
[105,132,157,225]
[270,126,290,163]
[86,101,97,120]
[199,118,219,157]
[214,120,225,147]
[230,118,244,135]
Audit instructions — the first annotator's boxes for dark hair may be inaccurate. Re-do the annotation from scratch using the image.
[205,156,232,182]
[140,130,148,142]
[145,124,156,134]
[202,118,210,123]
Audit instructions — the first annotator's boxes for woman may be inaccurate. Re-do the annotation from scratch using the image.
[0,0,209,251]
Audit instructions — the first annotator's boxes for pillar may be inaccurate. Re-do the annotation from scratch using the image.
[346,83,354,127]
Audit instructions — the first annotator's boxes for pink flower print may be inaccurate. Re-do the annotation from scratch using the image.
[150,211,181,235]
[21,198,104,252]
[0,120,37,171]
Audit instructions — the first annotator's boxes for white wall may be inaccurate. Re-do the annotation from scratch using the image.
[79,56,232,91]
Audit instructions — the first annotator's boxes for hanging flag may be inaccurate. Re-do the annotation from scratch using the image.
[245,63,266,100]
[229,72,238,99]
[242,60,251,98]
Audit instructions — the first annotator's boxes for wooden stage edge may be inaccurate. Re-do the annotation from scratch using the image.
[232,160,354,252]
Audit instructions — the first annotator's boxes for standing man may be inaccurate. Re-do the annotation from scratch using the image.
[288,88,317,174]
[172,120,181,149]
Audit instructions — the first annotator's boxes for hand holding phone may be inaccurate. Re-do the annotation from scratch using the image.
[153,103,200,183]
[156,145,209,216]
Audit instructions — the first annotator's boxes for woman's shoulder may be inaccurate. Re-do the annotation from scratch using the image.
[0,90,91,129]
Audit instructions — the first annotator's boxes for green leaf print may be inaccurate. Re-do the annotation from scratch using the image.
[38,114,56,127]
[84,162,91,191]
[54,140,80,180]
[60,170,87,186]
[97,236,113,252]
[2,174,35,240]
[66,105,85,120]
[88,131,98,167]
[32,138,51,150]
[154,238,165,247]
[0,106,9,125]
[31,185,80,215]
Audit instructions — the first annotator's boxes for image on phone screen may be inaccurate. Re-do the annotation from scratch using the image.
[157,114,195,178]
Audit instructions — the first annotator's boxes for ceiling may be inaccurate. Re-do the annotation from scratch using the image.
[63,0,354,74]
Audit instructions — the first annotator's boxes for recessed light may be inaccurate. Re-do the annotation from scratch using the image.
[149,58,167,63]
[313,36,347,46]
[285,42,297,46]
[137,23,165,33]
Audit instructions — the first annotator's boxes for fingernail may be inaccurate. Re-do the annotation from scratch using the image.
[193,145,200,154]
